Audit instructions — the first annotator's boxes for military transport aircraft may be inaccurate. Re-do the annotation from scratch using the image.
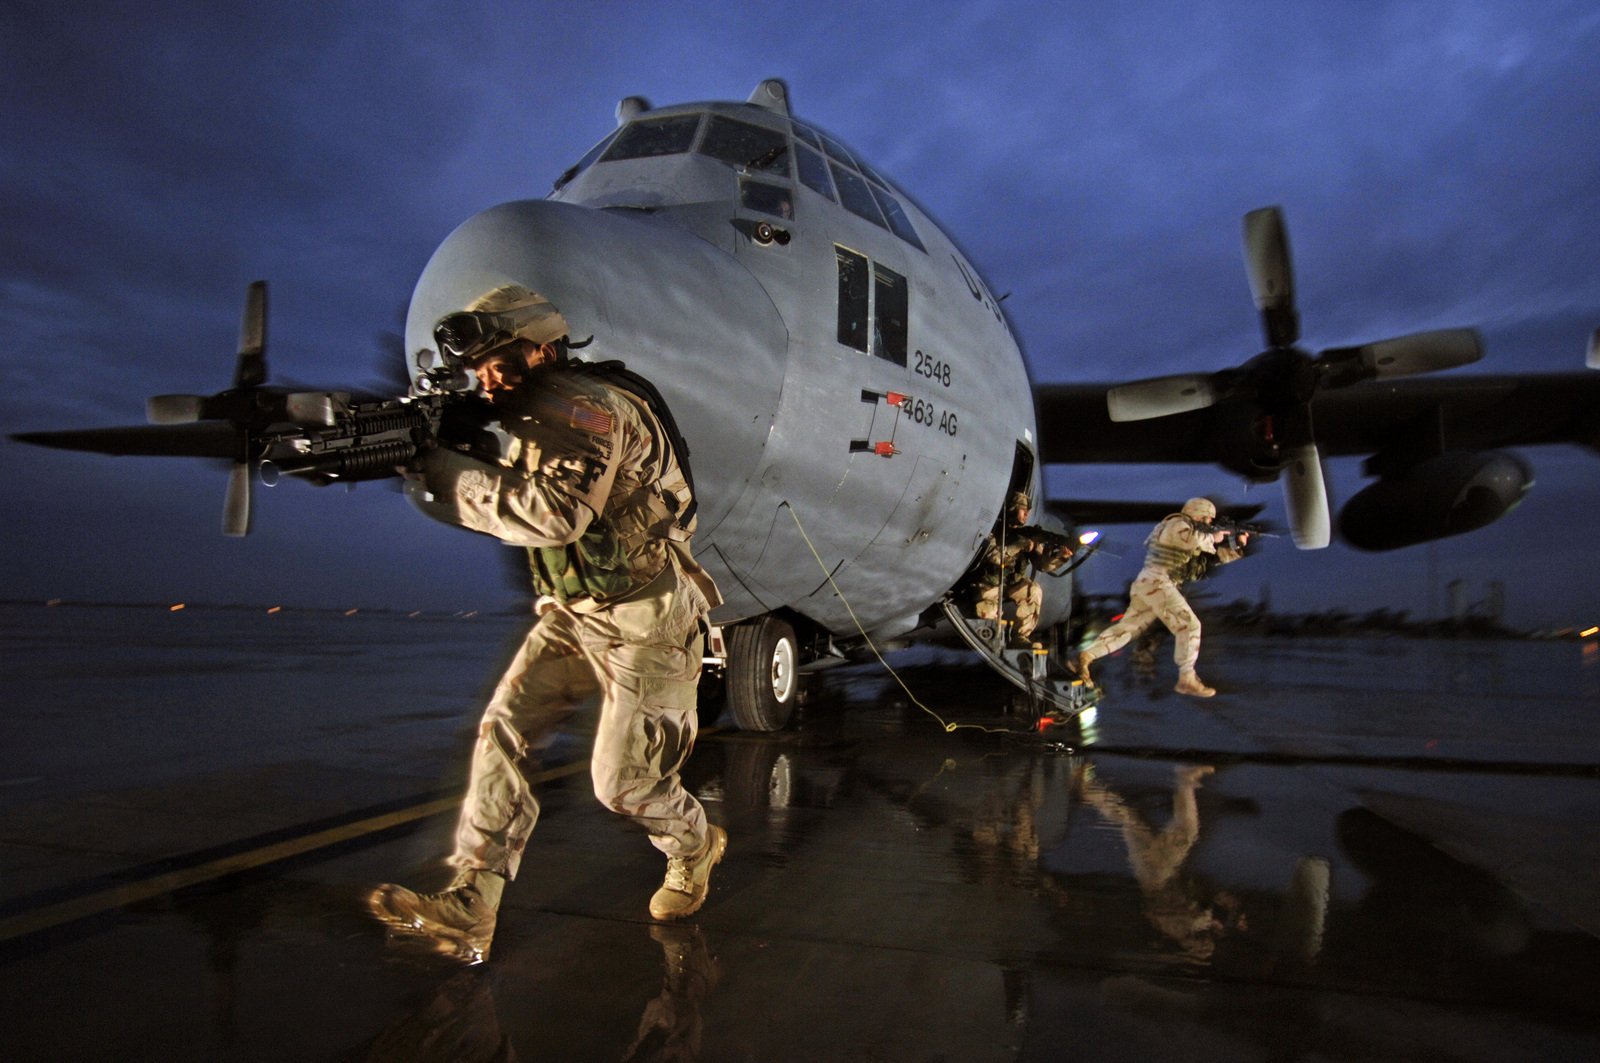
[14,79,1600,730]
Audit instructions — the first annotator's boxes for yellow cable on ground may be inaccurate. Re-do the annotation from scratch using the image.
[782,502,1026,736]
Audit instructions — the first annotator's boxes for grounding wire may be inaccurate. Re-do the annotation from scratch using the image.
[782,501,1030,737]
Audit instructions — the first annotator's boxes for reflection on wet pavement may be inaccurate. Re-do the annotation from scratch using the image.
[1,610,1598,1060]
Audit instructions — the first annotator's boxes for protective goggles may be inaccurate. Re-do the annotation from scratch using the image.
[433,311,516,365]
[433,301,566,365]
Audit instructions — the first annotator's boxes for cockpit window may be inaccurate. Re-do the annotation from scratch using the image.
[697,116,790,176]
[869,185,925,251]
[601,114,703,162]
[795,144,835,201]
[830,162,887,230]
[553,130,620,190]
[855,162,882,186]
[791,120,822,151]
[741,178,793,219]
[819,133,861,170]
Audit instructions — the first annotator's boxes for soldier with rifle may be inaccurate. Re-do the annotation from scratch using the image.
[367,288,725,963]
[975,491,1075,646]
[1077,497,1250,698]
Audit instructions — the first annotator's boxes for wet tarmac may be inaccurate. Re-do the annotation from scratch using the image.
[2,602,1599,1061]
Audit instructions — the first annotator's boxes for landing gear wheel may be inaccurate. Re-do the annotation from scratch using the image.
[696,667,727,728]
[726,615,799,731]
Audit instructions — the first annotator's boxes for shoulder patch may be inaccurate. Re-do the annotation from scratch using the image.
[531,391,615,437]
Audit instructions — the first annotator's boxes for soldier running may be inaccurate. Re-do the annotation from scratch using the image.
[368,289,725,962]
[1077,497,1247,697]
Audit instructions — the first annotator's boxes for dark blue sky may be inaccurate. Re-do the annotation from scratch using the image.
[2,2,1597,627]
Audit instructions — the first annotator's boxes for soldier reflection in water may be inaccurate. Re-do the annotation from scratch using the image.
[1076,764,1244,962]
[363,923,718,1062]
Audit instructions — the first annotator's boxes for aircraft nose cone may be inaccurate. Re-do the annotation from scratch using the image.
[404,198,790,536]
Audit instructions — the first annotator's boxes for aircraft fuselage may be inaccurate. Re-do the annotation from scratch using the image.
[403,86,1067,643]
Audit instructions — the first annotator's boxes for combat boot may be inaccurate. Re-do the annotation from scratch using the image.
[649,825,727,921]
[368,868,504,963]
[1174,671,1216,698]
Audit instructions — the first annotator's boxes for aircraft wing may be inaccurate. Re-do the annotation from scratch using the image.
[1043,498,1263,526]
[1034,373,1600,466]
[1035,371,1600,550]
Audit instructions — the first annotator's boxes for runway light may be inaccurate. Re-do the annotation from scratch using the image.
[408,610,422,618]
[266,606,282,615]
[1580,627,1598,638]
[169,603,186,612]
[1078,530,1101,546]
[344,608,359,616]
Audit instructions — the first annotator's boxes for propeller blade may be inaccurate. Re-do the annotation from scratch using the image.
[223,461,252,536]
[1320,328,1483,387]
[10,423,240,458]
[1242,206,1299,349]
[1106,374,1219,422]
[1281,443,1330,549]
[146,394,208,424]
[234,280,268,389]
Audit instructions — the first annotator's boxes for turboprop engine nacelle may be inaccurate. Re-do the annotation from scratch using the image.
[1338,450,1533,551]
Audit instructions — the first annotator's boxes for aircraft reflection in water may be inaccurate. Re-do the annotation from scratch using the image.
[14,78,1600,732]
[346,664,1567,1060]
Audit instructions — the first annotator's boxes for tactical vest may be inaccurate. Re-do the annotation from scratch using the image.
[1144,515,1199,580]
[528,522,635,604]
[523,360,697,605]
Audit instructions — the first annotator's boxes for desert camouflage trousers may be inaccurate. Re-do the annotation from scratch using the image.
[975,577,1043,639]
[450,562,710,879]
[1081,571,1202,671]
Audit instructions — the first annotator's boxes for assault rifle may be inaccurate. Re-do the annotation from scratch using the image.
[1021,526,1079,568]
[1205,517,1277,549]
[256,390,497,486]
[1012,524,1107,577]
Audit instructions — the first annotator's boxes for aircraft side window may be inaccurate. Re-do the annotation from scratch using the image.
[836,248,871,353]
[698,116,791,177]
[870,185,926,252]
[830,163,888,230]
[741,178,793,219]
[873,264,909,367]
[601,114,703,162]
[795,144,836,202]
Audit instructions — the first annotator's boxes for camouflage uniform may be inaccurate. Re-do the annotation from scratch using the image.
[974,525,1070,640]
[415,366,721,875]
[1080,503,1241,678]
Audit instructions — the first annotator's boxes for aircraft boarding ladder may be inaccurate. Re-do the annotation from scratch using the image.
[940,599,1099,726]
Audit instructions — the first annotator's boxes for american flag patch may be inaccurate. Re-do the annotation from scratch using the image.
[534,393,614,436]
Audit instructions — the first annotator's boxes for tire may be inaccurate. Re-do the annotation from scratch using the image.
[696,667,727,728]
[726,615,799,731]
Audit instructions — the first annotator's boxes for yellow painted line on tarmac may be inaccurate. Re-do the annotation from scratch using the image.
[0,760,591,943]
